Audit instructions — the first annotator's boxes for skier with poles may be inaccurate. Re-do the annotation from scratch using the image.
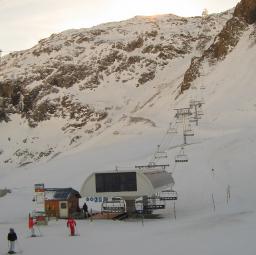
[28,213,37,237]
[66,217,76,236]
[7,228,17,254]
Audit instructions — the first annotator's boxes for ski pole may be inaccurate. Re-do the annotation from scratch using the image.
[16,240,23,254]
[75,225,80,236]
[35,225,43,236]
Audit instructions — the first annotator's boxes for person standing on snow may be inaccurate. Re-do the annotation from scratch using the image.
[28,213,37,237]
[66,217,76,236]
[7,228,17,254]
[82,202,89,218]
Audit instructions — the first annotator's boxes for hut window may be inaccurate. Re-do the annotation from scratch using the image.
[60,202,67,209]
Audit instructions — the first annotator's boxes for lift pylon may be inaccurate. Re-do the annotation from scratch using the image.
[189,99,204,126]
[174,108,194,145]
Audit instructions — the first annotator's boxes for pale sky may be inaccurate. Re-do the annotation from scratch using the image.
[0,0,240,55]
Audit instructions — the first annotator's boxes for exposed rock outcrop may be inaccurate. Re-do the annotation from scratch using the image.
[180,0,253,93]
[234,0,256,24]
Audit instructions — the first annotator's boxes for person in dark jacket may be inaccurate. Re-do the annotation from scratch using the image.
[7,228,17,254]
[82,202,89,218]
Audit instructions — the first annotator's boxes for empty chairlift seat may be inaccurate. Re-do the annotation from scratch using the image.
[184,124,194,137]
[167,122,178,134]
[101,197,126,213]
[154,145,167,159]
[146,196,165,210]
[159,189,178,201]
[136,196,165,213]
[175,147,188,163]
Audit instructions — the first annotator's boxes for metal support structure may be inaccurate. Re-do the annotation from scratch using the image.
[135,163,170,170]
[173,200,176,220]
[174,108,193,145]
[189,100,204,126]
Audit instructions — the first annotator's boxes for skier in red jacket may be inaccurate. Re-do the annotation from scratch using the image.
[66,217,76,236]
[28,214,37,237]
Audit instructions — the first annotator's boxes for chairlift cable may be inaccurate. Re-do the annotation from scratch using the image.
[157,120,178,152]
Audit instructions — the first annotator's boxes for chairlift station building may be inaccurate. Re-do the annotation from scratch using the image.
[80,167,174,213]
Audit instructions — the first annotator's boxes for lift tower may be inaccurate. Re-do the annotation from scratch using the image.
[189,99,204,126]
[174,107,194,145]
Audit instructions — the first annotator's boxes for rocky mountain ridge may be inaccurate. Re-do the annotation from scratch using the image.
[0,0,254,167]
[180,0,256,92]
[0,11,231,126]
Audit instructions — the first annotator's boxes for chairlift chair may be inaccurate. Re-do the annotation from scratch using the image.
[101,197,126,213]
[189,117,198,123]
[175,147,188,163]
[154,145,168,159]
[197,110,204,116]
[184,124,194,136]
[198,102,203,108]
[175,119,183,124]
[199,98,205,104]
[184,131,194,137]
[154,152,168,159]
[167,122,177,134]
[159,189,178,201]
[189,99,196,107]
[144,196,165,210]
[148,161,156,167]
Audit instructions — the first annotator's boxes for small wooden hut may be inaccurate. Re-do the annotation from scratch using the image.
[44,188,81,219]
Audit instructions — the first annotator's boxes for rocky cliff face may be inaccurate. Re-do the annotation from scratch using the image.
[180,0,256,93]
[0,9,234,167]
[234,0,256,24]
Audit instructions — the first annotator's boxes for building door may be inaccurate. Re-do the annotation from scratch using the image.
[59,201,68,218]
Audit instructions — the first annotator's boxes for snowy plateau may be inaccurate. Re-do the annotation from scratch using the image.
[1,0,256,254]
